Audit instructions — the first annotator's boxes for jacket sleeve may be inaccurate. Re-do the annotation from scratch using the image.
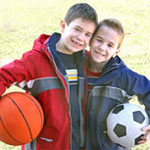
[0,51,35,97]
[125,69,150,119]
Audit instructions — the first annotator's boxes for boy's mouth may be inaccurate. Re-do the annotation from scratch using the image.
[95,50,105,57]
[71,39,83,47]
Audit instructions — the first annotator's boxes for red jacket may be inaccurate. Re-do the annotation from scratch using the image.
[0,33,85,150]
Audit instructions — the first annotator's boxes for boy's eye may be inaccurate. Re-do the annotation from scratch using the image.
[108,44,114,48]
[97,38,102,42]
[75,28,81,32]
[85,33,92,38]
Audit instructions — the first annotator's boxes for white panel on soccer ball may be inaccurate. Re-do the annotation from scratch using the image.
[107,103,149,148]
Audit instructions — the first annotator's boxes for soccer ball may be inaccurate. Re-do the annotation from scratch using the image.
[106,103,149,148]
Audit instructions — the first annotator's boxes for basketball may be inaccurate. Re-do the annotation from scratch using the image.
[0,92,44,145]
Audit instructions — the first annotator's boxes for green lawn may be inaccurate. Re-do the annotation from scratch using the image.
[0,0,150,149]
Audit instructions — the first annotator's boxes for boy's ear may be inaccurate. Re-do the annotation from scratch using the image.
[60,20,66,33]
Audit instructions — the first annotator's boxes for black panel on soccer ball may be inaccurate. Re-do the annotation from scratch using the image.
[133,111,145,123]
[112,105,124,114]
[114,123,126,137]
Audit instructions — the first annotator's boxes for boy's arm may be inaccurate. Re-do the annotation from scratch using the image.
[0,52,34,97]
[125,69,150,117]
[125,70,150,143]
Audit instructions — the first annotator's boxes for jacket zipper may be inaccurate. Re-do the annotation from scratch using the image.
[42,46,73,150]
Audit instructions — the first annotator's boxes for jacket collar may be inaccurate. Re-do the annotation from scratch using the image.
[102,56,126,75]
[85,51,126,76]
[46,32,85,77]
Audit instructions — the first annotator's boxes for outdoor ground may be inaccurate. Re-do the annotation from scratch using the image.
[0,0,150,149]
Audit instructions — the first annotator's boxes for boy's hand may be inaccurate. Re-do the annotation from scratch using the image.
[138,125,150,144]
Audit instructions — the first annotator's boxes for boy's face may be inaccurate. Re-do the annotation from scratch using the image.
[90,25,120,64]
[59,18,96,54]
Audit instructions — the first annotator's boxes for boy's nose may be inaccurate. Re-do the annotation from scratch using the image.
[77,33,86,41]
[99,43,106,51]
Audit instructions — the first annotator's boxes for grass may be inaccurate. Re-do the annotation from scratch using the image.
[0,0,150,149]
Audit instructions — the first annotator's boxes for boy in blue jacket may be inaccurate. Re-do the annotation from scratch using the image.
[84,18,150,150]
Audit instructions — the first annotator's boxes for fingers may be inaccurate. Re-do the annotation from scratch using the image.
[138,135,147,144]
[142,125,150,132]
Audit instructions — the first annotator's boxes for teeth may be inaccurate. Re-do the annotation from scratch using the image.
[95,51,105,56]
[75,42,81,46]
[72,39,82,46]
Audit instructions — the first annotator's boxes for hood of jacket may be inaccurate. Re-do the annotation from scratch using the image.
[85,51,128,86]
[31,32,85,87]
[101,55,126,76]
[32,34,50,51]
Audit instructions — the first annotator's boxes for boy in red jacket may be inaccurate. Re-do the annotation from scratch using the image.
[0,3,98,150]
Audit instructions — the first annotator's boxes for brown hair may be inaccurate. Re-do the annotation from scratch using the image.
[65,3,98,26]
[92,18,125,49]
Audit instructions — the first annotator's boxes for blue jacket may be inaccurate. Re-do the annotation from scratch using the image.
[85,55,150,150]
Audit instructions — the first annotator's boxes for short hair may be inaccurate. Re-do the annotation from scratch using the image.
[65,3,98,26]
[92,18,125,49]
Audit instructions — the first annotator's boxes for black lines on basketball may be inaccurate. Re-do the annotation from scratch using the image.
[0,113,25,145]
[8,95,33,141]
[0,92,44,145]
[19,92,43,128]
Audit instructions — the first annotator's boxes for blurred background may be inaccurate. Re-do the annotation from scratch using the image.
[0,0,150,149]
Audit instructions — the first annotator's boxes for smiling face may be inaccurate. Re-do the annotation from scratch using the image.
[57,18,96,54]
[90,25,121,64]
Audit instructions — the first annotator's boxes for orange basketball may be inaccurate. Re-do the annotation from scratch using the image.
[0,92,44,145]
